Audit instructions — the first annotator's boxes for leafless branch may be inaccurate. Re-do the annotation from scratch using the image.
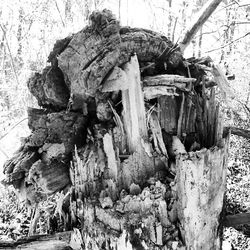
[205,32,250,53]
[0,23,20,87]
[0,117,28,141]
[53,0,65,27]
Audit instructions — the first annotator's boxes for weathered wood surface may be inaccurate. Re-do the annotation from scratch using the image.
[27,67,70,109]
[57,10,181,109]
[2,9,230,250]
[3,108,87,194]
[176,144,228,250]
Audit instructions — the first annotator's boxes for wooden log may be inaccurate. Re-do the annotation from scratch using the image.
[224,127,250,139]
[0,231,73,250]
[176,144,228,250]
[224,213,250,227]
[212,64,235,100]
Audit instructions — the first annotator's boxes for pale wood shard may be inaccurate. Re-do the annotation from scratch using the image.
[144,86,178,99]
[176,146,228,250]
[143,74,196,86]
[148,111,168,156]
[122,54,147,153]
[101,66,128,92]
[103,132,118,180]
[212,64,235,100]
[143,74,195,100]
[177,93,185,137]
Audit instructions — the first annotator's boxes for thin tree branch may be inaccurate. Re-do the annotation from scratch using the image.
[0,23,20,87]
[205,32,250,53]
[0,117,28,141]
[179,0,223,53]
[53,0,66,27]
[0,146,9,158]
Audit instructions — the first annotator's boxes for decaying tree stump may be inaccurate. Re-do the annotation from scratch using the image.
[2,9,229,250]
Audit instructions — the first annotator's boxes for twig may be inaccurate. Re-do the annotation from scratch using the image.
[0,146,9,158]
[205,32,250,53]
[177,92,185,137]
[53,0,65,27]
[0,117,28,141]
[0,23,20,87]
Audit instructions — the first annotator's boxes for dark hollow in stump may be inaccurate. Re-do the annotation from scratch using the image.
[2,9,229,250]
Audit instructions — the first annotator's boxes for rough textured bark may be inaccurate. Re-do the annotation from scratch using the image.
[3,10,230,249]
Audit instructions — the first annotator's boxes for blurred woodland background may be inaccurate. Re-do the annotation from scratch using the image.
[0,0,250,248]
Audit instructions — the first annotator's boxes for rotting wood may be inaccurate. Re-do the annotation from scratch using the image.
[176,141,228,250]
[2,9,231,250]
[121,54,147,153]
[148,110,168,156]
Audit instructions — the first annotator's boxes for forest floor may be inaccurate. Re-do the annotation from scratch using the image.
[224,133,250,250]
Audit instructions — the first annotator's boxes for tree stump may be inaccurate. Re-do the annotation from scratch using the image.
[3,10,229,249]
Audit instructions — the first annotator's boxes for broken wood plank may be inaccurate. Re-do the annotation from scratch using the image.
[143,74,196,86]
[144,86,178,99]
[122,54,147,153]
[148,111,168,156]
[158,96,178,134]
